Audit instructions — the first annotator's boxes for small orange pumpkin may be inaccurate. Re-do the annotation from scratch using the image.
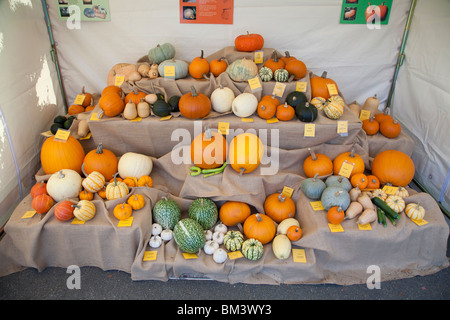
[99,93,125,117]
[374,109,392,123]
[190,127,227,169]
[280,51,297,65]
[286,225,303,241]
[219,201,251,227]
[137,175,153,187]
[257,100,277,120]
[263,51,285,73]
[310,71,338,100]
[122,177,137,188]
[362,116,380,135]
[32,194,54,214]
[276,103,295,121]
[366,175,380,190]
[127,193,145,210]
[97,187,107,199]
[209,57,227,77]
[303,148,333,178]
[379,118,401,138]
[113,202,133,220]
[350,173,368,189]
[189,50,210,79]
[68,104,85,115]
[243,213,276,245]
[31,181,48,198]
[179,86,211,119]
[327,206,345,225]
[263,192,296,224]
[79,189,94,201]
[125,88,146,105]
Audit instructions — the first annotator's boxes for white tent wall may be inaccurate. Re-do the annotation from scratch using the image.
[0,0,65,227]
[392,0,450,212]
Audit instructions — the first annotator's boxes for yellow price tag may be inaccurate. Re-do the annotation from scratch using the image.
[292,249,307,263]
[228,251,243,260]
[338,161,354,178]
[382,185,398,195]
[241,117,254,122]
[54,128,70,142]
[218,122,229,135]
[328,223,344,233]
[327,84,338,96]
[41,130,53,137]
[310,201,325,211]
[266,118,279,124]
[296,81,307,92]
[304,123,315,137]
[337,121,348,134]
[359,110,371,121]
[80,132,92,140]
[22,210,36,219]
[90,111,103,121]
[71,218,85,225]
[254,51,264,64]
[358,223,372,231]
[73,94,85,105]
[160,115,172,121]
[248,77,262,92]
[412,219,428,226]
[282,186,294,198]
[164,65,176,79]
[130,117,142,122]
[115,75,124,87]
[118,216,134,227]
[183,252,198,259]
[143,251,158,261]
[272,82,286,97]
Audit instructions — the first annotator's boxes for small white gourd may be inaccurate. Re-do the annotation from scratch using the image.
[214,222,228,234]
[203,240,219,255]
[212,231,224,245]
[149,235,162,248]
[204,230,213,241]
[213,248,228,264]
[210,85,235,113]
[160,229,173,241]
[152,223,162,236]
[145,93,158,104]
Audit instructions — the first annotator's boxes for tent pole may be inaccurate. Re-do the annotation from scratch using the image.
[41,0,69,113]
[385,0,417,111]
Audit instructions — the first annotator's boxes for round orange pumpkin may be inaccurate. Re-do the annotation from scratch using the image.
[285,59,307,80]
[362,117,380,135]
[99,92,125,117]
[209,57,228,77]
[371,150,415,187]
[219,201,251,227]
[333,147,365,177]
[263,51,285,73]
[189,50,210,79]
[366,174,380,190]
[125,89,146,104]
[276,103,295,121]
[54,200,75,221]
[68,104,85,115]
[32,194,54,214]
[379,118,401,138]
[234,31,264,52]
[280,51,297,65]
[303,149,333,178]
[190,127,227,169]
[243,213,276,245]
[286,225,302,241]
[80,86,93,107]
[327,206,345,225]
[101,85,123,97]
[257,100,277,120]
[228,132,264,175]
[310,71,338,100]
[41,135,86,175]
[82,143,118,181]
[263,192,296,224]
[179,86,211,119]
[350,173,368,189]
[113,202,133,220]
[31,181,48,198]
[79,189,94,201]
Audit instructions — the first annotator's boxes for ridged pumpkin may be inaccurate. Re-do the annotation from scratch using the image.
[228,132,264,174]
[158,59,189,80]
[190,127,227,169]
[99,93,125,117]
[31,194,54,214]
[106,173,129,200]
[31,181,48,198]
[147,43,176,64]
[243,213,276,245]
[219,201,251,227]
[179,86,211,119]
[258,66,273,82]
[72,200,96,221]
[263,192,296,223]
[405,203,425,221]
[323,99,344,120]
[310,71,338,100]
[81,163,105,193]
[303,148,333,178]
[82,143,118,182]
[41,135,85,175]
[125,89,146,105]
[333,147,365,177]
[371,150,415,187]
[54,200,75,221]
[234,32,264,52]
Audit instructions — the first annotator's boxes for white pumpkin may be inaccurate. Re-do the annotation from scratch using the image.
[212,231,224,245]
[231,93,258,118]
[152,223,162,236]
[118,152,153,179]
[203,240,219,255]
[214,222,228,234]
[149,235,162,248]
[211,86,235,113]
[213,248,228,264]
[161,229,174,241]
[46,169,82,202]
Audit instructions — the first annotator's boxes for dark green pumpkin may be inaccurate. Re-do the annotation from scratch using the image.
[168,95,181,112]
[50,123,63,135]
[296,102,318,123]
[286,91,307,108]
[152,100,172,117]
[53,115,67,125]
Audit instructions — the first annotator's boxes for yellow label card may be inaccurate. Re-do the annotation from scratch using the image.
[382,185,398,195]
[143,251,157,261]
[337,121,348,134]
[359,110,371,121]
[292,249,307,263]
[248,77,262,92]
[130,117,142,122]
[282,186,294,198]
[358,223,372,231]
[327,84,338,96]
[41,130,53,137]
[412,218,428,226]
[71,218,85,225]
[241,117,254,122]
[160,115,173,121]
[272,82,286,97]
[228,251,243,260]
[183,252,198,259]
[254,51,264,64]
[54,128,70,142]
[328,223,344,233]
[304,123,315,137]
[115,75,124,87]
[73,94,86,105]
[296,81,307,92]
[90,111,103,121]
[266,117,279,124]
[218,122,229,135]
[118,216,134,227]
[22,210,36,219]
[80,132,92,140]
[310,201,325,211]
[338,161,354,178]
[164,66,176,78]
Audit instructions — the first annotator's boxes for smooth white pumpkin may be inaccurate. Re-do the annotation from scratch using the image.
[152,223,162,235]
[213,248,228,264]
[272,234,292,260]
[203,240,219,255]
[149,235,162,248]
[214,222,228,234]
[118,152,153,179]
[161,229,174,241]
[47,169,82,202]
[231,93,258,118]
[210,86,235,113]
[212,231,224,245]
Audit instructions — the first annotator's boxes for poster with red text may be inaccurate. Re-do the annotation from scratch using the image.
[180,0,233,24]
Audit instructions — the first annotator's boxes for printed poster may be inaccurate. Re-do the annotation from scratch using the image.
[180,0,233,24]
[56,0,110,21]
[340,0,392,25]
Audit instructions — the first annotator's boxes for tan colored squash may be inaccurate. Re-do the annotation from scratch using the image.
[272,234,291,260]
[106,63,137,86]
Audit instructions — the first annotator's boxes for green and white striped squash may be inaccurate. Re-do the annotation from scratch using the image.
[323,100,344,120]
[226,58,258,82]
[274,68,289,82]
[173,218,206,253]
[242,238,264,261]
[152,197,181,230]
[328,95,345,107]
[223,230,244,252]
[258,66,273,82]
[310,97,327,111]
[148,43,176,64]
[188,198,218,230]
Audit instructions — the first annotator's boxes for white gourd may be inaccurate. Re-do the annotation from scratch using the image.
[137,99,151,118]
[152,223,162,236]
[160,229,174,241]
[204,230,213,241]
[214,222,228,234]
[46,169,82,202]
[212,231,224,245]
[231,93,258,118]
[272,234,292,260]
[210,86,235,113]
[118,152,153,179]
[277,218,300,235]
[213,248,228,264]
[149,235,162,248]
[123,101,138,120]
[203,240,219,255]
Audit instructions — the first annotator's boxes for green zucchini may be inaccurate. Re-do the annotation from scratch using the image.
[377,208,387,227]
[371,196,400,220]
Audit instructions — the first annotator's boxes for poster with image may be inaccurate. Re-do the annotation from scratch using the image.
[340,0,392,25]
[56,0,110,21]
[180,0,233,24]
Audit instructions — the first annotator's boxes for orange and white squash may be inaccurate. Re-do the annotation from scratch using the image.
[405,203,425,221]
[385,195,405,213]
[323,99,344,120]
[81,164,105,193]
[106,174,129,200]
[72,200,96,221]
[310,97,327,111]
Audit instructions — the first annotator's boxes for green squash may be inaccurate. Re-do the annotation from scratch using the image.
[223,230,244,252]
[274,68,289,82]
[258,66,273,82]
[226,58,258,82]
[157,59,188,80]
[320,186,350,211]
[152,100,172,117]
[286,91,307,107]
[301,175,326,200]
[152,197,181,230]
[242,238,264,261]
[173,218,206,253]
[148,43,176,64]
[188,198,218,230]
[53,115,67,125]
[168,95,181,112]
[325,175,352,192]
[296,101,318,123]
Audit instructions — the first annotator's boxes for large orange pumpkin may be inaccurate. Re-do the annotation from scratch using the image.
[243,213,276,245]
[219,201,251,227]
[99,92,125,117]
[285,59,307,80]
[190,127,227,169]
[263,192,296,223]
[179,86,211,119]
[234,31,264,52]
[101,85,123,97]
[371,150,415,187]
[303,148,333,178]
[333,147,365,177]
[82,143,118,181]
[228,132,264,175]
[188,50,210,79]
[310,71,338,100]
[41,135,85,175]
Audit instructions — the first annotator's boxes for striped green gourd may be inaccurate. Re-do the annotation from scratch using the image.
[323,100,344,120]
[173,218,206,253]
[242,238,264,261]
[188,198,218,230]
[152,197,181,230]
[223,230,244,252]
[274,69,289,82]
[258,66,273,82]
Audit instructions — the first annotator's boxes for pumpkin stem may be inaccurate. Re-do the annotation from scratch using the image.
[82,86,86,94]
[96,143,104,154]
[113,172,119,186]
[81,163,88,178]
[334,191,344,197]
[255,213,262,222]
[283,102,288,108]
[190,86,198,97]
[58,170,65,179]
[239,168,245,176]
[349,146,356,158]
[308,148,317,161]
[272,51,279,62]
[200,50,204,59]
[321,71,328,78]
[313,173,319,180]
[278,193,286,202]
[284,51,291,58]
[204,125,213,140]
